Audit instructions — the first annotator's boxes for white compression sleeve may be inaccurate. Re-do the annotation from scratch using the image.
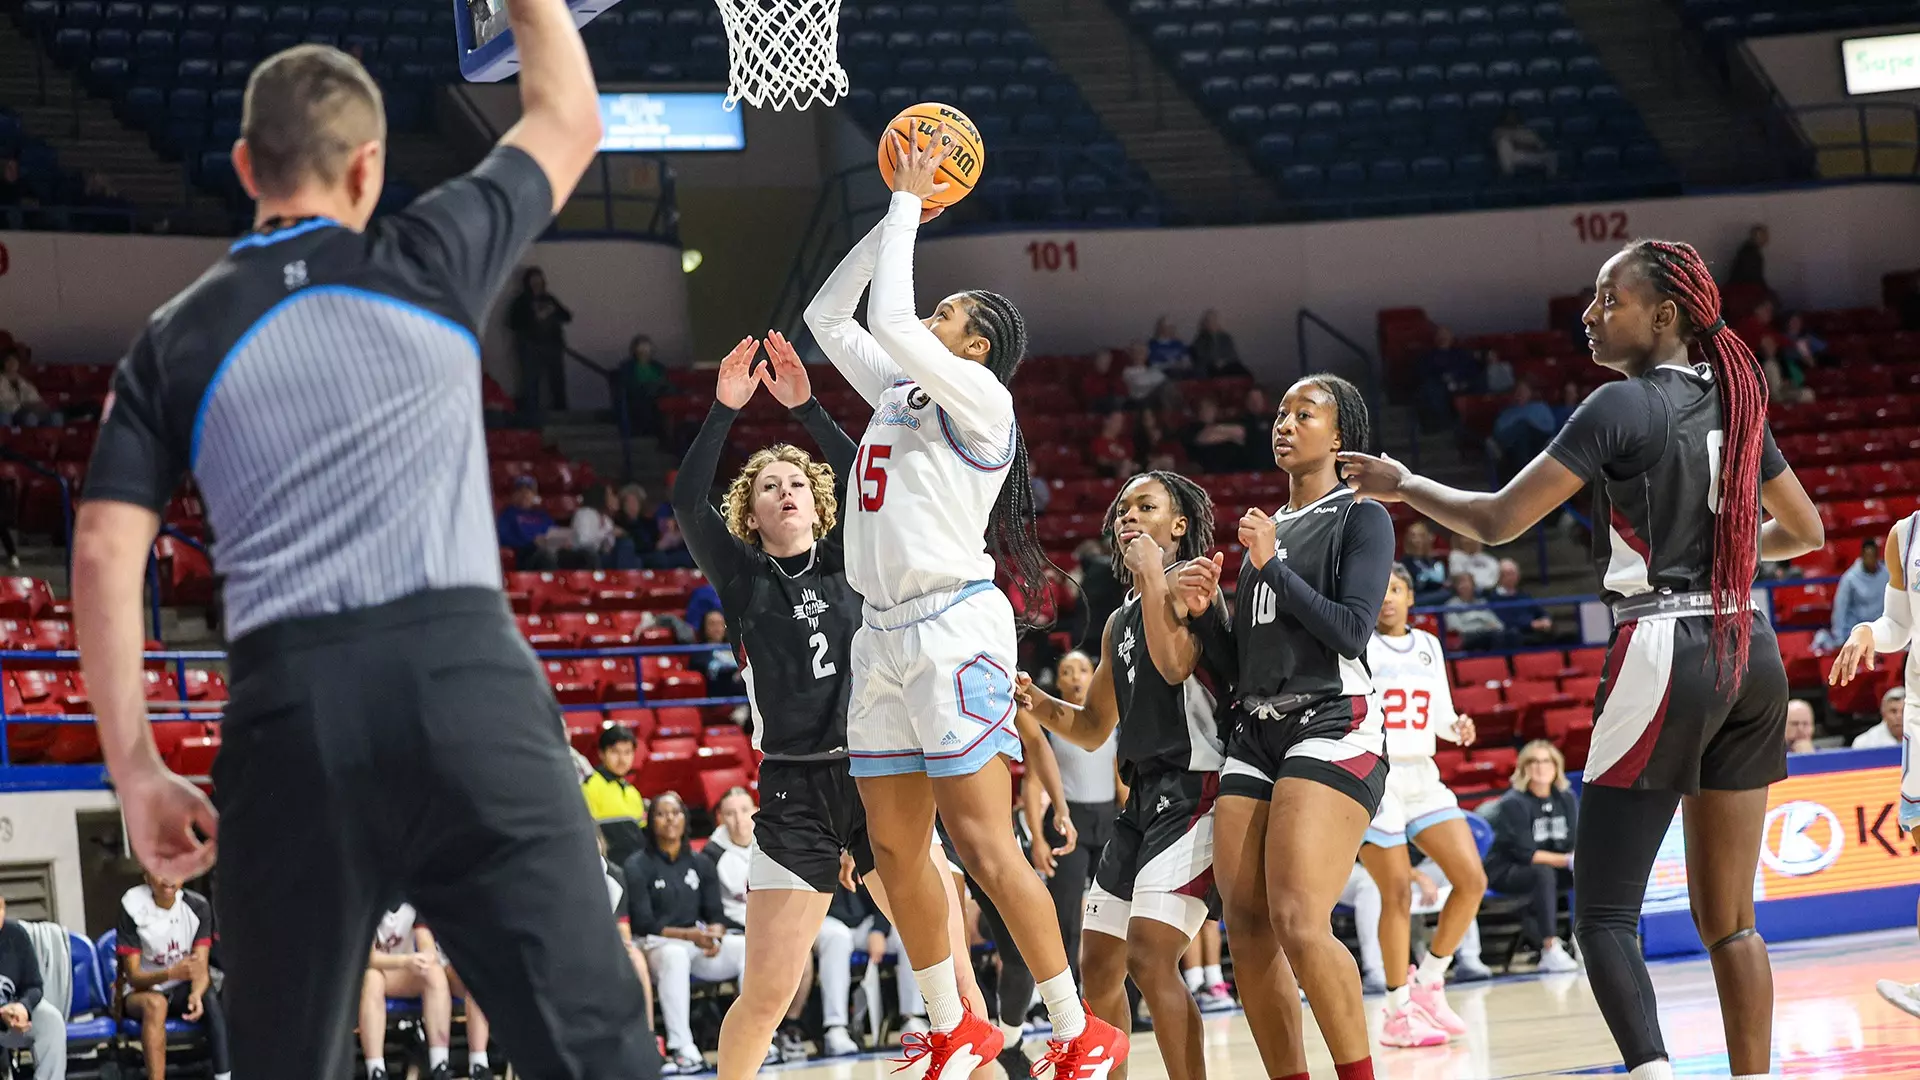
[801,218,902,406]
[1867,584,1913,652]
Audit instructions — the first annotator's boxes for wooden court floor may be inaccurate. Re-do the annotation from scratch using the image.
[765,929,1920,1079]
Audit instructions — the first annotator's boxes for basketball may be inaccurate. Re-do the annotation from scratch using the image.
[878,102,986,209]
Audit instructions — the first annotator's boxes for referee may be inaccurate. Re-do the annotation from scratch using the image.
[71,3,660,1078]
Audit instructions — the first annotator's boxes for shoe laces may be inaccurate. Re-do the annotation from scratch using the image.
[892,1030,940,1073]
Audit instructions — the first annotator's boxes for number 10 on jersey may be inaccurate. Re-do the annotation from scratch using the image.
[858,445,891,511]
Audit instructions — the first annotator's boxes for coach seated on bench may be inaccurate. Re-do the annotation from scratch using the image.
[0,894,64,1079]
[624,792,745,1075]
[1480,740,1580,974]
[358,904,454,1080]
[116,872,229,1080]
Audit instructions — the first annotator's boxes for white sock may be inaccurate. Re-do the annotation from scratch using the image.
[912,957,964,1032]
[999,1021,1023,1049]
[1386,984,1411,1013]
[469,1051,489,1071]
[215,1075,231,1080]
[1416,950,1453,986]
[429,1047,449,1069]
[1182,965,1204,993]
[1202,963,1223,986]
[1628,1061,1674,1080]
[1037,969,1086,1041]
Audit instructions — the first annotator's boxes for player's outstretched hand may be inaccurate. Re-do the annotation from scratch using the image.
[1051,805,1078,858]
[1828,623,1878,686]
[761,330,813,408]
[1171,553,1223,618]
[1240,508,1278,568]
[889,124,952,207]
[1012,671,1036,711]
[1336,450,1411,502]
[118,764,219,882]
[714,337,762,410]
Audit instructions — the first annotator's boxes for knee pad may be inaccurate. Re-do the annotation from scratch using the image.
[1708,927,1760,953]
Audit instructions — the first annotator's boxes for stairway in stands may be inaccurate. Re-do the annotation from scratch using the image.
[1008,0,1285,223]
[1563,0,1760,185]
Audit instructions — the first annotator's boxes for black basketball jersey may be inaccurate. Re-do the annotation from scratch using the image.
[1231,486,1396,703]
[735,539,864,760]
[1545,366,1787,605]
[1107,590,1230,781]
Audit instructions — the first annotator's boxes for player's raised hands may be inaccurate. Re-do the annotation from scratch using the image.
[1170,553,1222,618]
[1336,450,1412,502]
[1240,508,1278,568]
[1828,623,1878,686]
[888,124,952,209]
[714,337,762,410]
[760,330,813,409]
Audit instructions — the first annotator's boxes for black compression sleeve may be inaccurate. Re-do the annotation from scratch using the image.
[1261,499,1396,657]
[793,397,857,482]
[673,403,762,609]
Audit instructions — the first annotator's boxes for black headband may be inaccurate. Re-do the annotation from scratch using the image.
[1701,317,1727,336]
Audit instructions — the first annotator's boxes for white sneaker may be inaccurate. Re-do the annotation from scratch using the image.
[1877,979,1920,1018]
[1197,983,1236,1012]
[1452,956,1493,982]
[900,1015,930,1037]
[823,1025,861,1057]
[1537,941,1580,974]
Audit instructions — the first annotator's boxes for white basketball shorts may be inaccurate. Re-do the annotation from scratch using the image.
[1365,756,1464,847]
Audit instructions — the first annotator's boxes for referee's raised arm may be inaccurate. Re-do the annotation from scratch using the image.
[498,0,606,213]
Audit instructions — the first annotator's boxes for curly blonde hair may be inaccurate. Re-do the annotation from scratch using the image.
[723,445,837,545]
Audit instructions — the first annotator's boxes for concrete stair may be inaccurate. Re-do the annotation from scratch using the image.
[1008,0,1285,223]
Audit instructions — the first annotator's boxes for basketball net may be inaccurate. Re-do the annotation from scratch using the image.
[714,0,849,111]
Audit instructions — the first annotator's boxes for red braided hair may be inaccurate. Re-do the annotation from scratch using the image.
[1622,239,1771,684]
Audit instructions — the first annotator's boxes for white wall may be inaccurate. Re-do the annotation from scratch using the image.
[1744,23,1920,109]
[915,183,1920,386]
[0,789,120,929]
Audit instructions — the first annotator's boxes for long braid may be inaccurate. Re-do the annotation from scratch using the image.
[1304,373,1372,454]
[964,290,1055,627]
[1621,239,1770,683]
[1102,470,1216,591]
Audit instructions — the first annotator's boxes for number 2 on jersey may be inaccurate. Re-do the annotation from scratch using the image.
[1380,688,1431,730]
[808,631,836,679]
[858,444,891,512]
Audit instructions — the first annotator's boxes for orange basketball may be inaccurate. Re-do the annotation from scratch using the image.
[878,102,986,209]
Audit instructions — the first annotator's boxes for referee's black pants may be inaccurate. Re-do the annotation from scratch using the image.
[212,588,660,1080]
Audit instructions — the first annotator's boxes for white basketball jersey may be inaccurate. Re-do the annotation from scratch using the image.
[374,904,419,955]
[1898,513,1920,729]
[1367,628,1461,761]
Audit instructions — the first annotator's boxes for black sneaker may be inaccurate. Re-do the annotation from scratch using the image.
[997,1042,1033,1079]
[429,1064,450,1080]
[776,1025,809,1063]
[367,1068,387,1080]
[470,1064,492,1080]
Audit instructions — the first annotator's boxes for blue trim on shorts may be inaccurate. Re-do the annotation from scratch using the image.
[1363,827,1407,848]
[926,724,1022,779]
[1405,806,1466,839]
[863,581,994,632]
[849,749,928,778]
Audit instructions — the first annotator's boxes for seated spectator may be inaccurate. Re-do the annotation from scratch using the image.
[1482,349,1515,395]
[1121,341,1170,408]
[1091,410,1137,479]
[1443,573,1511,651]
[1136,409,1177,468]
[1235,386,1272,469]
[1492,109,1557,177]
[1029,471,1051,514]
[1728,224,1768,290]
[1181,397,1248,473]
[571,483,641,570]
[1816,537,1888,649]
[1189,309,1246,376]
[697,610,743,699]
[1337,857,1490,995]
[117,872,230,1080]
[0,891,64,1080]
[1552,381,1582,429]
[1415,326,1484,430]
[497,476,565,571]
[1854,687,1905,749]
[1146,316,1191,373]
[614,484,660,554]
[705,789,808,1064]
[1398,520,1452,607]
[359,904,453,1080]
[1448,534,1499,592]
[1479,741,1579,973]
[0,351,57,428]
[1490,381,1556,480]
[1490,558,1555,643]
[1733,298,1781,354]
[815,885,891,1057]
[1756,335,1814,405]
[0,157,23,205]
[622,334,672,437]
[582,725,649,867]
[625,792,746,1075]
[684,582,721,639]
[1784,699,1816,755]
[1782,312,1828,368]
[650,504,697,570]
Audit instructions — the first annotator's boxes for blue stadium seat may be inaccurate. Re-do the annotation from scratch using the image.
[1263,16,1298,38]
[51,27,93,63]
[1266,101,1304,126]
[1508,28,1545,53]
[352,6,391,30]
[1424,33,1462,58]
[981,55,1018,76]
[103,2,144,31]
[65,933,115,1045]
[1298,129,1337,157]
[392,8,429,30]
[1419,8,1453,29]
[1547,26,1583,52]
[1446,61,1483,84]
[177,58,217,87]
[1016,112,1058,136]
[1587,83,1623,108]
[1485,59,1522,83]
[1149,23,1186,47]
[1379,9,1417,32]
[1496,2,1532,24]
[1000,82,1038,107]
[212,88,245,117]
[1364,65,1403,88]
[1281,71,1319,96]
[1410,155,1450,183]
[1216,45,1256,69]
[960,84,997,108]
[1254,131,1295,161]
[1227,103,1265,129]
[1084,204,1129,226]
[1580,144,1621,173]
[1300,40,1339,64]
[1547,84,1586,110]
[169,88,210,119]
[149,4,186,30]
[1304,99,1344,123]
[1453,151,1491,181]
[384,35,419,59]
[1200,76,1240,103]
[1242,72,1280,99]
[92,27,132,57]
[221,59,254,85]
[1566,55,1605,81]
[87,55,131,90]
[1384,36,1420,60]
[178,29,218,58]
[65,2,105,29]
[1342,38,1381,63]
[1526,57,1563,80]
[1406,62,1443,85]
[309,4,348,31]
[1558,112,1598,137]
[1370,157,1408,185]
[184,2,225,28]
[229,5,268,31]
[20,0,60,33]
[1459,6,1495,26]
[1466,30,1504,55]
[1281,162,1325,190]
[1066,172,1108,195]
[1325,68,1362,91]
[269,5,309,29]
[1426,91,1465,115]
[1189,19,1225,43]
[1508,87,1546,111]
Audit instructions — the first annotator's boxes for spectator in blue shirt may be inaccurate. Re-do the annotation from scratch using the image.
[685,582,721,637]
[1490,381,1556,480]
[1490,558,1554,643]
[1146,316,1191,373]
[497,476,561,571]
[1816,537,1888,649]
[1552,382,1582,429]
[1416,326,1483,430]
[1398,520,1452,607]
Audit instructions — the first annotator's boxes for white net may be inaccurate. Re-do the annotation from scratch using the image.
[714,0,850,111]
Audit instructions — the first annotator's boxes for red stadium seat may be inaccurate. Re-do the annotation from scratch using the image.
[0,577,53,620]
[517,614,570,648]
[1451,685,1502,717]
[697,767,752,810]
[166,735,222,777]
[1560,720,1593,772]
[181,669,229,701]
[654,706,703,736]
[587,657,639,703]
[650,736,699,756]
[1771,584,1833,628]
[543,661,599,705]
[654,672,708,700]
[1565,647,1607,676]
[1560,675,1602,705]
[604,707,657,744]
[1509,651,1567,682]
[1540,706,1590,740]
[1453,656,1511,687]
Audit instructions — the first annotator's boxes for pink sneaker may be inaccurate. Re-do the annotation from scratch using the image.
[1409,966,1467,1036]
[1379,1002,1449,1048]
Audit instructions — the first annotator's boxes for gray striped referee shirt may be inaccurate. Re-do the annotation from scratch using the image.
[84,147,555,640]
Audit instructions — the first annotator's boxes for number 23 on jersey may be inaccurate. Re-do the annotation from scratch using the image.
[1380,687,1431,730]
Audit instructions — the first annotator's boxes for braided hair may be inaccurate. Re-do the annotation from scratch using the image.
[962,290,1054,626]
[1300,373,1373,455]
[1617,239,1770,684]
[1102,470,1216,591]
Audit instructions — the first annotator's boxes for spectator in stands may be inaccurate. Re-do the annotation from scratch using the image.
[1854,687,1905,749]
[684,581,721,639]
[1189,309,1246,377]
[1482,349,1515,395]
[1490,558,1555,643]
[1448,533,1500,592]
[1146,316,1191,373]
[582,725,649,868]
[1416,327,1483,430]
[1734,298,1781,353]
[571,483,640,570]
[1091,411,1137,479]
[1136,409,1175,468]
[0,157,22,205]
[1757,335,1814,405]
[622,335,672,437]
[1121,340,1170,408]
[0,893,63,1080]
[1398,520,1451,606]
[1490,381,1556,481]
[1029,473,1051,514]
[117,872,230,1080]
[626,792,747,1074]
[0,352,56,428]
[697,610,743,698]
[1181,397,1248,473]
[358,904,453,1080]
[1480,740,1579,973]
[1552,382,1582,429]
[1443,572,1511,650]
[1817,537,1888,650]
[614,484,659,554]
[1072,538,1123,652]
[508,267,573,423]
[1235,385,1272,469]
[1728,225,1769,290]
[1784,699,1816,755]
[497,476,564,570]
[706,789,808,1064]
[1782,312,1828,368]
[815,886,890,1057]
[1492,109,1557,177]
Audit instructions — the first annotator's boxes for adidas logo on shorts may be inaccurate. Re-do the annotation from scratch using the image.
[941,731,962,746]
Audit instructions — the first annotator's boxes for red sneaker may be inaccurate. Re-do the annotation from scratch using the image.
[1034,1010,1129,1080]
[894,1003,1004,1079]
